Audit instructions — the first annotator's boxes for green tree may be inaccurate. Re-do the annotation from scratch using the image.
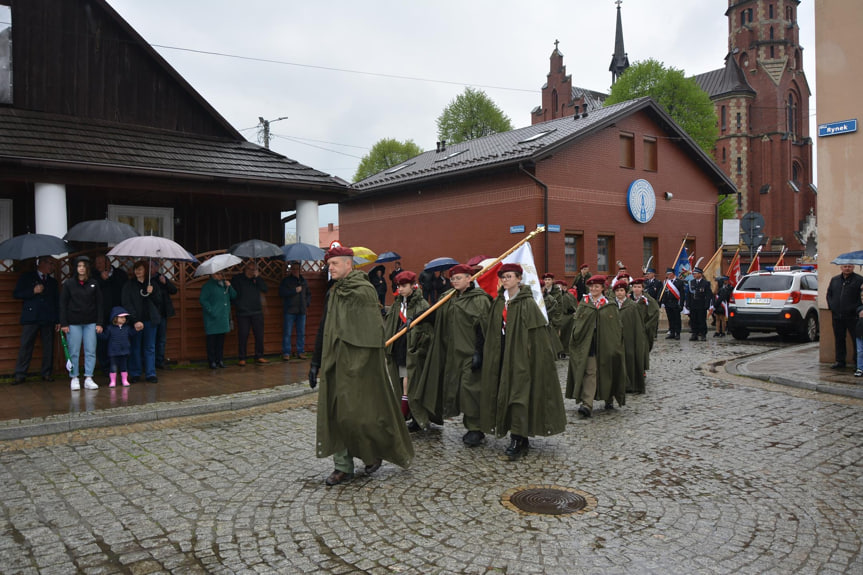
[436,87,513,144]
[353,138,424,182]
[604,58,718,153]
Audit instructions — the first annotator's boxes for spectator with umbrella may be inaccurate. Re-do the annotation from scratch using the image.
[279,260,311,360]
[199,268,237,370]
[121,260,162,383]
[233,260,269,365]
[59,256,104,390]
[149,260,177,369]
[368,265,388,308]
[13,257,60,385]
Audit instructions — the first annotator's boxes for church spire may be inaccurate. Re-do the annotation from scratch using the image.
[609,0,630,84]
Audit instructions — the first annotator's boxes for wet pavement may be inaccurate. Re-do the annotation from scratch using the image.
[0,336,861,573]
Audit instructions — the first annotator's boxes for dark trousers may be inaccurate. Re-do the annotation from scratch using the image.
[237,313,264,360]
[15,323,55,378]
[97,336,110,374]
[666,308,682,336]
[109,355,129,374]
[832,314,857,364]
[206,333,226,364]
[691,308,708,337]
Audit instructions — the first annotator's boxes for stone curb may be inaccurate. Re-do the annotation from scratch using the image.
[723,344,863,400]
[0,384,315,441]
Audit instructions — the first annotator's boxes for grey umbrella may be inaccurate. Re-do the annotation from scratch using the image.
[64,219,139,244]
[229,239,284,259]
[0,233,69,260]
[281,242,326,261]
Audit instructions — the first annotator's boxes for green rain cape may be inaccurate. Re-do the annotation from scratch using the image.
[384,288,432,399]
[413,286,491,429]
[543,289,564,355]
[566,296,627,406]
[556,289,579,351]
[633,293,660,369]
[617,297,648,394]
[480,285,566,438]
[316,270,414,469]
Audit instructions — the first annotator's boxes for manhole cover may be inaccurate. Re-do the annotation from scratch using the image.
[501,485,596,516]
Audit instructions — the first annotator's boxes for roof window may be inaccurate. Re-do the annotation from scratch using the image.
[434,149,467,162]
[518,129,556,144]
[385,162,415,175]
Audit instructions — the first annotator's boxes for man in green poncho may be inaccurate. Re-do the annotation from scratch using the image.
[630,278,659,371]
[480,263,566,460]
[384,270,432,431]
[413,264,491,445]
[308,243,414,486]
[542,273,564,356]
[555,280,578,356]
[567,275,626,418]
[613,281,648,395]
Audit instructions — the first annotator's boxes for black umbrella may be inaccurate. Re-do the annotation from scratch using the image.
[0,233,69,260]
[64,219,139,244]
[229,239,284,259]
[281,242,326,261]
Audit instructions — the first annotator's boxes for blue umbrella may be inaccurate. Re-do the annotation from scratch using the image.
[374,251,401,263]
[424,257,459,272]
[831,251,863,265]
[282,242,326,261]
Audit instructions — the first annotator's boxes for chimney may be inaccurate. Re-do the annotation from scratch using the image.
[328,223,334,231]
[436,141,441,153]
[441,139,446,151]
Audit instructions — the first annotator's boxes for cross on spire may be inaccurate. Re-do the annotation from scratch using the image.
[554,39,559,50]
[615,0,622,7]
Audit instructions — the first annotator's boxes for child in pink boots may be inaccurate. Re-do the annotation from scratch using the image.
[106,306,133,387]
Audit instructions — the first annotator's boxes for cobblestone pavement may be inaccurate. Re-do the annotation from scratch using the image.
[0,337,860,574]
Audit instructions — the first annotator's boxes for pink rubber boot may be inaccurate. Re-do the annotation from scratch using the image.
[109,373,117,388]
[121,372,130,387]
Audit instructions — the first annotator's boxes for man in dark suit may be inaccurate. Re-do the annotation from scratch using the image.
[826,264,863,368]
[660,268,685,340]
[13,257,60,384]
[687,267,713,341]
[643,268,661,300]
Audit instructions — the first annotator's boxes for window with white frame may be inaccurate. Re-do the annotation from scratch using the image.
[107,204,174,239]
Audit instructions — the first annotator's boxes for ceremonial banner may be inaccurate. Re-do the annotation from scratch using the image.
[478,243,547,321]
[726,251,741,287]
[747,245,762,274]
[675,247,691,275]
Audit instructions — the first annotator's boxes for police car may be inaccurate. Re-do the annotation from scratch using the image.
[727,266,819,341]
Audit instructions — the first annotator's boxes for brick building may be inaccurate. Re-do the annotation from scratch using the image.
[343,98,734,287]
[534,1,815,257]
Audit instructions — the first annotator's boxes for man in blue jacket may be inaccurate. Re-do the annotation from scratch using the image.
[13,257,59,384]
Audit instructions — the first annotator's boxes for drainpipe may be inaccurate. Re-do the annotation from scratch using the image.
[518,163,549,273]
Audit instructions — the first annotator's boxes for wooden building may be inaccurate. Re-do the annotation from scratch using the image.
[0,0,348,373]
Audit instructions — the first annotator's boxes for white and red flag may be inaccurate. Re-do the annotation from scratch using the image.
[476,242,547,322]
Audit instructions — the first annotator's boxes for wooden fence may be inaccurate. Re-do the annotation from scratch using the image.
[0,251,329,376]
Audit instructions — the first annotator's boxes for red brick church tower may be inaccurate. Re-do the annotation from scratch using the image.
[695,0,814,252]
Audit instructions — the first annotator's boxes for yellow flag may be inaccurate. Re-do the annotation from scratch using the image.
[700,246,724,284]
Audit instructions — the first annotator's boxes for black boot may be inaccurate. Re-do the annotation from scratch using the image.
[505,435,529,461]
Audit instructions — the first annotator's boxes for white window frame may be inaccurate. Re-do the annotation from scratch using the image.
[107,204,174,239]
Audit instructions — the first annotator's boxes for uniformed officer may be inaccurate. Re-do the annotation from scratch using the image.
[687,267,713,341]
[660,268,685,340]
[643,268,661,300]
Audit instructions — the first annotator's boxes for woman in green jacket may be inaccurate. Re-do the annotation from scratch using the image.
[199,271,237,369]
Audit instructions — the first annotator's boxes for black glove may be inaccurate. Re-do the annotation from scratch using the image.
[471,351,483,371]
[308,364,319,389]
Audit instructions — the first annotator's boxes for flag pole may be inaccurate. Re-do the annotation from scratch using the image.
[657,234,689,302]
[725,247,740,275]
[385,226,547,347]
[746,245,763,274]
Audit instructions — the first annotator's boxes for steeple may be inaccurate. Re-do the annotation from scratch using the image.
[609,0,630,84]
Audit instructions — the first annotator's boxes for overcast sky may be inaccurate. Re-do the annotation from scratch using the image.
[106,0,816,230]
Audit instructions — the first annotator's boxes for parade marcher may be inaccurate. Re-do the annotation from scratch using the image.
[542,273,564,356]
[614,281,648,395]
[712,276,732,337]
[826,263,863,369]
[309,244,414,486]
[233,260,269,366]
[630,278,660,366]
[480,264,566,460]
[687,267,713,341]
[643,268,661,300]
[661,268,685,340]
[573,263,591,300]
[611,264,632,289]
[13,257,59,385]
[567,275,626,417]
[555,280,578,355]
[279,260,311,360]
[200,270,237,369]
[384,271,432,430]
[413,263,491,444]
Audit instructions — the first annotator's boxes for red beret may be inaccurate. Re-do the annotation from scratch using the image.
[630,278,645,285]
[613,281,629,290]
[579,264,590,270]
[394,271,417,285]
[497,263,523,277]
[324,242,354,262]
[448,264,473,277]
[542,273,554,280]
[554,280,567,286]
[586,274,606,286]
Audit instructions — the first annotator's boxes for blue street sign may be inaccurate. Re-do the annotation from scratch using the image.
[818,119,857,138]
[510,225,525,234]
[536,224,561,232]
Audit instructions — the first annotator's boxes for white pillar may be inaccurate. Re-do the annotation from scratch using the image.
[296,200,319,246]
[34,183,68,237]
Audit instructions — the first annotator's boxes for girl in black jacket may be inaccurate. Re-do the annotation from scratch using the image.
[59,256,104,390]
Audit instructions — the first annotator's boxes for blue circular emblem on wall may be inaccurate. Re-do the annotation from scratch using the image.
[627,179,656,224]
